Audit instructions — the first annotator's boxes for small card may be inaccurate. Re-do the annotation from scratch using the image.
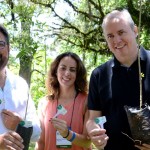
[95,116,106,129]
[56,130,72,148]
[53,105,67,118]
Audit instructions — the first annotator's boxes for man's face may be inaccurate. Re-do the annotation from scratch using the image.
[0,32,9,70]
[103,17,138,65]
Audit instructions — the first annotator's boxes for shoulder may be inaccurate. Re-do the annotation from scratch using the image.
[37,96,49,114]
[77,92,87,101]
[76,92,88,107]
[145,49,150,56]
[140,46,150,57]
[6,69,28,89]
[38,96,56,114]
[76,92,88,114]
[6,69,27,84]
[92,58,114,75]
[38,96,48,106]
[38,96,50,109]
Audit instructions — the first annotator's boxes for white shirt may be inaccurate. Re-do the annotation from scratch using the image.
[0,68,41,142]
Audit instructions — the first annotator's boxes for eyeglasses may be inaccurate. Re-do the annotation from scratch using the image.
[0,41,6,50]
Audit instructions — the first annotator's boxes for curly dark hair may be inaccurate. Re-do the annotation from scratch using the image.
[46,52,88,100]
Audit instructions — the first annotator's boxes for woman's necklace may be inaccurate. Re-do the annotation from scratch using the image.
[56,92,78,128]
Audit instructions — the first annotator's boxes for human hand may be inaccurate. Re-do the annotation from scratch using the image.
[135,143,150,150]
[1,109,22,130]
[88,127,109,150]
[86,119,109,150]
[51,118,69,138]
[0,131,24,150]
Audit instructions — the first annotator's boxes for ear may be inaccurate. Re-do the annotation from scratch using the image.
[8,45,10,53]
[133,25,138,37]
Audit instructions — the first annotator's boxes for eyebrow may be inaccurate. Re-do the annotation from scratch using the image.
[60,65,76,69]
[107,29,126,36]
[118,29,125,32]
[107,33,113,36]
[70,67,76,69]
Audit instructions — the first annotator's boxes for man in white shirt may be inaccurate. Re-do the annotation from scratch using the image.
[0,24,41,149]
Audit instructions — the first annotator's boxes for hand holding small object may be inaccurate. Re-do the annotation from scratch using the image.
[53,105,67,118]
[94,116,106,129]
[2,109,22,130]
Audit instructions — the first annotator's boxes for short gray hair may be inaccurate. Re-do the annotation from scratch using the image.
[102,9,135,31]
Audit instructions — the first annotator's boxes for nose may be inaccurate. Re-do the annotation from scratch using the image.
[113,35,121,44]
[65,69,71,76]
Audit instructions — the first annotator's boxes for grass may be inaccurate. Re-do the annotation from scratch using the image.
[29,143,35,150]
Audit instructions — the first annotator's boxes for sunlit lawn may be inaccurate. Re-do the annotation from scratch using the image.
[29,143,35,150]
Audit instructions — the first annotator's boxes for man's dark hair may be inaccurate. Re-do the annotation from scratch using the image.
[0,24,9,45]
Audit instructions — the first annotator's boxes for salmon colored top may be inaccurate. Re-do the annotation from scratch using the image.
[38,93,91,150]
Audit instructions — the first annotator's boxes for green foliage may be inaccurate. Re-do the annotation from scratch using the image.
[8,54,20,74]
[0,0,149,108]
[29,142,35,150]
[140,28,150,50]
[31,47,53,107]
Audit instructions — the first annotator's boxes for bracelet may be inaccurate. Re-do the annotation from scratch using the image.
[68,131,76,142]
[62,127,70,138]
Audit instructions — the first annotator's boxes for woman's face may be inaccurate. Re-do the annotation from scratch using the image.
[57,56,77,89]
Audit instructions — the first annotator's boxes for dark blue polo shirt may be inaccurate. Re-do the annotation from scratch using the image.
[88,46,150,150]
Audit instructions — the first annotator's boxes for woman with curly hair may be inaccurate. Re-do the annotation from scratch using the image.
[35,52,91,150]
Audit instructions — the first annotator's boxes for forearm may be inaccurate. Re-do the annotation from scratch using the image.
[66,130,91,148]
[34,140,45,150]
[86,110,102,134]
[86,119,100,134]
[0,134,4,148]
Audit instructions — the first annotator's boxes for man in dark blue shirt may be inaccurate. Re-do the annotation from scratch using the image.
[86,9,150,150]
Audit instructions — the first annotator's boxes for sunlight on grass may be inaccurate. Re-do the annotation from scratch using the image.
[29,143,35,150]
